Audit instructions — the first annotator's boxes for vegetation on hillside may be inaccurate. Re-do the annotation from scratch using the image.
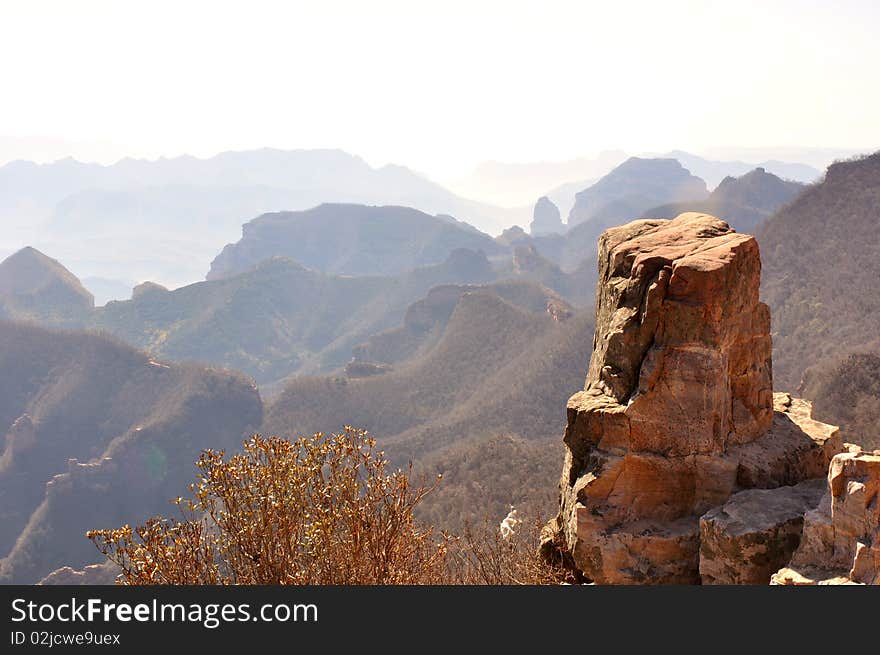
[414,434,563,532]
[264,291,595,531]
[759,151,880,390]
[0,320,262,584]
[801,351,880,451]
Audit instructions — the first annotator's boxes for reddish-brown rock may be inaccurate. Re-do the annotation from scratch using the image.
[542,213,841,584]
[772,448,880,585]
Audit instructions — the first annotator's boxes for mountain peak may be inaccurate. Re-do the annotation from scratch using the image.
[568,157,708,228]
[0,247,91,301]
[0,247,94,322]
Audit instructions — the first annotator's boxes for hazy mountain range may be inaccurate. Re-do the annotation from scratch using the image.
[0,237,589,387]
[645,167,804,233]
[2,145,879,582]
[449,149,828,217]
[651,150,822,188]
[447,150,628,207]
[0,147,846,298]
[567,157,708,227]
[0,149,524,290]
[207,204,506,280]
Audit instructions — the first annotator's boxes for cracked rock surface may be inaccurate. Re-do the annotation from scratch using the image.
[772,447,880,585]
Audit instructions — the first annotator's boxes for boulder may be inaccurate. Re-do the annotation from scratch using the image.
[699,479,825,585]
[543,213,841,584]
[729,393,842,488]
[344,360,393,378]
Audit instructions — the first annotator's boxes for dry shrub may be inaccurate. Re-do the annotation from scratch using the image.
[88,428,573,585]
[444,513,577,585]
[88,428,447,584]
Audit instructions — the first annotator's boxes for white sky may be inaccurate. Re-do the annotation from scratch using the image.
[1,0,878,179]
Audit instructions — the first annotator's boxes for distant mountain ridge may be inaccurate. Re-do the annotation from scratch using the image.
[0,236,597,388]
[645,167,804,233]
[0,245,505,385]
[0,148,521,288]
[207,203,506,280]
[658,150,822,188]
[567,157,708,227]
[351,280,572,369]
[447,151,628,207]
[447,149,824,211]
[94,249,499,384]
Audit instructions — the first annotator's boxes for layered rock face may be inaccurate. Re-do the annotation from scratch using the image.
[772,447,880,585]
[543,212,841,584]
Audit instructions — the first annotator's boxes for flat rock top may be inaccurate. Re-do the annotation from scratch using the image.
[772,393,840,445]
[829,447,880,496]
[701,478,826,536]
[602,212,755,276]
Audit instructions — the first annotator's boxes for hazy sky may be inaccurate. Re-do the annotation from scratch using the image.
[2,0,878,179]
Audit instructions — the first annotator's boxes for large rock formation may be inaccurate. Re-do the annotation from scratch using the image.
[542,212,841,584]
[772,447,880,585]
[530,196,564,235]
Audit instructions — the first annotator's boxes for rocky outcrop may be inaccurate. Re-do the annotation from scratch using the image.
[0,414,36,469]
[131,281,168,299]
[772,447,880,585]
[729,393,841,488]
[542,212,842,584]
[700,478,825,584]
[496,225,531,247]
[530,196,564,235]
[345,360,393,378]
